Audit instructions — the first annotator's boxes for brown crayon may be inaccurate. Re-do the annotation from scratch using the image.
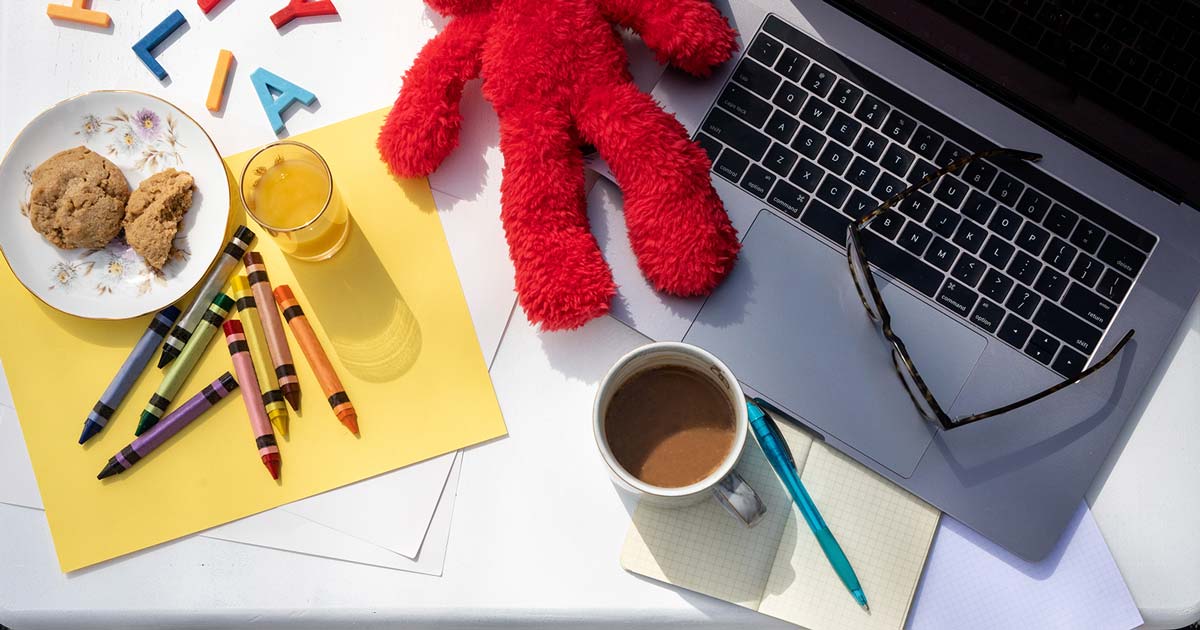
[243,252,301,412]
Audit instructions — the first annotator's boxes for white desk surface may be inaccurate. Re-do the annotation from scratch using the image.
[2,2,1199,628]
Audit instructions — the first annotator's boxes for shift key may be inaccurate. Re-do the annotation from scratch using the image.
[1033,301,1102,355]
[701,109,771,161]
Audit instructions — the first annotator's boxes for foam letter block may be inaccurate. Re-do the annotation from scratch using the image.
[198,0,227,14]
[251,67,317,134]
[270,0,338,29]
[47,0,111,28]
[132,9,188,80]
[206,50,235,112]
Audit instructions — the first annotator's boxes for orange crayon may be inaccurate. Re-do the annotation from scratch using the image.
[273,285,358,435]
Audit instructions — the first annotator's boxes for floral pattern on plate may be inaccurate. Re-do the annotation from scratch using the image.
[75,107,186,173]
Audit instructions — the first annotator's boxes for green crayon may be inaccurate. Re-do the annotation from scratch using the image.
[135,293,235,436]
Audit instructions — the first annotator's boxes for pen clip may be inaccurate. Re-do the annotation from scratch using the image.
[748,399,795,469]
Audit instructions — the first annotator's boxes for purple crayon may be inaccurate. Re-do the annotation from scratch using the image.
[97,372,238,479]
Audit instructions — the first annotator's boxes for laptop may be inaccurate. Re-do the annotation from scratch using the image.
[586,0,1200,561]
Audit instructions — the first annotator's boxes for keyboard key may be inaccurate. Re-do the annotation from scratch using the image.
[1097,268,1133,302]
[740,164,777,198]
[817,142,854,175]
[989,172,1024,206]
[701,109,770,161]
[846,190,878,220]
[882,110,916,144]
[970,298,1004,333]
[789,158,825,192]
[791,125,825,159]
[1070,219,1104,253]
[937,279,979,317]
[765,110,800,143]
[1016,222,1050,255]
[1062,283,1116,329]
[733,58,781,100]
[1044,203,1079,238]
[881,143,916,177]
[696,133,723,164]
[900,192,935,222]
[951,254,986,287]
[898,222,933,256]
[860,231,943,297]
[828,112,862,146]
[830,80,864,113]
[747,33,784,66]
[1068,253,1103,287]
[908,126,944,161]
[952,218,986,253]
[767,179,811,218]
[801,200,851,245]
[774,48,808,82]
[853,128,887,161]
[962,190,997,224]
[981,269,1014,302]
[763,143,799,177]
[870,210,906,239]
[1024,330,1060,365]
[981,235,1016,269]
[717,83,772,127]
[871,172,906,201]
[986,207,1021,241]
[854,94,890,128]
[847,157,880,191]
[1008,251,1042,285]
[816,175,853,208]
[1034,301,1102,354]
[799,97,834,130]
[924,237,960,271]
[935,141,968,168]
[926,203,960,239]
[773,82,807,115]
[1097,236,1148,277]
[713,149,750,182]
[1006,285,1041,319]
[1042,238,1078,271]
[962,159,998,190]
[1015,188,1052,221]
[933,176,968,208]
[906,159,938,187]
[801,63,836,97]
[1034,268,1069,300]
[998,314,1034,348]
[1052,347,1087,378]
[986,2,1018,29]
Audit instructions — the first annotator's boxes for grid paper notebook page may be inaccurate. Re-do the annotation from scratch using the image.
[621,420,940,629]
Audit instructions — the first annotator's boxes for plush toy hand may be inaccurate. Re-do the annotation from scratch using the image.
[598,0,738,76]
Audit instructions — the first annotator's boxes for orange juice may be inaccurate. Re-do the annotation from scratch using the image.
[242,142,350,261]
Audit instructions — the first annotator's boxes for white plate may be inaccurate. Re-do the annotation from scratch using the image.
[0,91,230,319]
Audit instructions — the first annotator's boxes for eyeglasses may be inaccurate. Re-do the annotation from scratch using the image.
[845,148,1134,430]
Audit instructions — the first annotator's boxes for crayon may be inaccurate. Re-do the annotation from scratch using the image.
[242,252,300,411]
[98,372,238,479]
[80,305,181,444]
[137,293,235,436]
[159,226,255,368]
[231,275,289,438]
[273,285,357,435]
[223,320,282,480]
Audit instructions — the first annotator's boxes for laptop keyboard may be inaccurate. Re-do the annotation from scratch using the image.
[695,14,1158,379]
[930,0,1200,152]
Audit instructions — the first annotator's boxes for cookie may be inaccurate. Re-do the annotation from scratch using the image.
[124,168,195,269]
[28,146,130,249]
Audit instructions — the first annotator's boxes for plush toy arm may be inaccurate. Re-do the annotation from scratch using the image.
[597,0,737,77]
[377,13,491,177]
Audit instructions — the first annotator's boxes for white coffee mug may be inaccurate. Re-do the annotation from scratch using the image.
[593,342,766,526]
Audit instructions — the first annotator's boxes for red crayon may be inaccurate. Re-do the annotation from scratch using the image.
[223,319,282,480]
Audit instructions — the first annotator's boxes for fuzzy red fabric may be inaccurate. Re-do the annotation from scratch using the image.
[378,0,741,330]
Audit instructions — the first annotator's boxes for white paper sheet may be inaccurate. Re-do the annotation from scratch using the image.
[906,503,1143,630]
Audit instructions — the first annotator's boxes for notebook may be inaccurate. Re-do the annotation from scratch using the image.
[621,418,940,630]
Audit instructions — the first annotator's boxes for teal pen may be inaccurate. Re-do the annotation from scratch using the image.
[747,399,870,612]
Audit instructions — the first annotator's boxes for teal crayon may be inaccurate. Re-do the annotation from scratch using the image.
[136,293,235,436]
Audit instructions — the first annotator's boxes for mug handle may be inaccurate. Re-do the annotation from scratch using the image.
[712,470,767,527]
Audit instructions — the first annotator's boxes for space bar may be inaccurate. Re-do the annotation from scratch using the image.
[859,232,943,298]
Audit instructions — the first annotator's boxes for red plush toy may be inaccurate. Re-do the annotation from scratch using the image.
[378,0,741,330]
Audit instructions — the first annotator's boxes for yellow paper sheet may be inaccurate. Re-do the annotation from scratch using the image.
[0,109,507,571]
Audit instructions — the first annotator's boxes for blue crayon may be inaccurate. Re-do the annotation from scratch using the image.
[132,9,188,80]
[79,305,181,444]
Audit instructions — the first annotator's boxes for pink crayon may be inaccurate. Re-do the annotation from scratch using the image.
[223,320,282,480]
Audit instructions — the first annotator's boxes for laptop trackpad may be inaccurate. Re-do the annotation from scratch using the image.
[684,211,987,478]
